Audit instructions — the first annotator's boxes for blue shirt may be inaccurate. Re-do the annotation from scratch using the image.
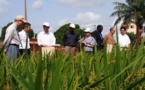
[80,36,96,51]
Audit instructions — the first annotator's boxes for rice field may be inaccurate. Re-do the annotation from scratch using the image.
[1,32,145,90]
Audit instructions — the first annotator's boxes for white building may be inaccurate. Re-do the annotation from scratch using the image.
[122,21,137,34]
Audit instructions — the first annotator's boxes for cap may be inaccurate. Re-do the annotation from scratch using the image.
[43,22,50,27]
[69,23,75,28]
[84,28,91,32]
[15,15,26,22]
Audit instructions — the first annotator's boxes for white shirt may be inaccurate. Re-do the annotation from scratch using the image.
[118,34,131,47]
[19,30,30,49]
[3,23,21,51]
[37,31,56,46]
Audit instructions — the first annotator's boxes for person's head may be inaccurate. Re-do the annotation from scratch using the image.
[97,25,103,33]
[84,28,91,37]
[110,27,116,35]
[23,22,31,33]
[120,27,126,35]
[15,15,26,27]
[43,22,50,33]
[69,23,75,32]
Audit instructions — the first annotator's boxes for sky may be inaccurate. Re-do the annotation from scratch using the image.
[0,0,126,36]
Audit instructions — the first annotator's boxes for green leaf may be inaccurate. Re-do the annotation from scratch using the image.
[10,67,32,90]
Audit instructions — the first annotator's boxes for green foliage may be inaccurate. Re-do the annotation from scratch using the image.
[28,29,34,38]
[111,0,145,47]
[126,32,137,45]
[111,0,145,28]
[34,33,37,39]
[1,28,145,89]
[54,23,85,45]
[1,22,12,40]
[1,22,34,40]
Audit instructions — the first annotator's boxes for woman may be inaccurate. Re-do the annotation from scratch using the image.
[79,28,96,53]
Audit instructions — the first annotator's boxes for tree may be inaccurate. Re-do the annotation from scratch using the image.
[126,32,136,45]
[54,23,85,45]
[1,22,12,40]
[110,0,145,47]
[1,22,34,40]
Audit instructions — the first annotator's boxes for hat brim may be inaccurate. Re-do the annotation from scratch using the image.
[70,27,75,29]
[22,20,27,23]
[43,25,49,27]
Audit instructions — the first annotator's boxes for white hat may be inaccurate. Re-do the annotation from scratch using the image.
[15,15,26,22]
[43,22,50,27]
[69,23,75,28]
[84,28,91,32]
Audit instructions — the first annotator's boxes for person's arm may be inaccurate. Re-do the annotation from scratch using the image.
[3,27,14,52]
[103,35,108,45]
[37,32,42,46]
[79,37,86,44]
[37,32,48,47]
[86,38,96,48]
[19,32,26,43]
[85,43,94,48]
[50,33,56,46]
[18,31,23,48]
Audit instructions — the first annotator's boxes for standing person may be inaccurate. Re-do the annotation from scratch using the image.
[37,22,56,56]
[104,27,116,53]
[3,15,26,60]
[79,28,96,53]
[19,22,31,57]
[92,25,104,50]
[63,23,78,54]
[118,27,131,50]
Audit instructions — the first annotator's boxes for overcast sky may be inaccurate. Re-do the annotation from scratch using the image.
[0,0,125,36]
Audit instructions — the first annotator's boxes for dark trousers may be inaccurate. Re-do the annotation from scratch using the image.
[97,45,104,50]
[19,49,30,58]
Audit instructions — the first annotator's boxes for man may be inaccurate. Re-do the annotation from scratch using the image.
[79,28,96,53]
[118,27,131,50]
[19,22,31,57]
[92,25,104,50]
[37,22,56,56]
[104,27,116,53]
[63,23,78,54]
[3,15,26,60]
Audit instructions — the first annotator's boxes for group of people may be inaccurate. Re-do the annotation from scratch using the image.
[104,26,131,53]
[3,15,131,60]
[63,24,131,54]
[3,15,31,60]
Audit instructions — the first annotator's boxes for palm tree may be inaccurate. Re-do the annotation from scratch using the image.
[110,0,145,47]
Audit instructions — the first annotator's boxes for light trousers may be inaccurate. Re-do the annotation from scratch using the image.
[106,44,113,53]
[42,47,55,56]
[64,46,76,54]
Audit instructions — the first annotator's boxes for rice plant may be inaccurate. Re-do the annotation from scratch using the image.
[1,29,145,90]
